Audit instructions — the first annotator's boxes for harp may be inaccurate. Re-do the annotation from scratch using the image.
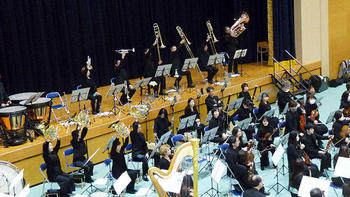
[148,138,200,197]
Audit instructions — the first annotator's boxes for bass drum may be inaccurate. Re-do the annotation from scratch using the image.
[0,161,24,195]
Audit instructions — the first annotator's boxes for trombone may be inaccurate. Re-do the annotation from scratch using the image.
[153,23,166,63]
[176,26,194,58]
[206,20,219,54]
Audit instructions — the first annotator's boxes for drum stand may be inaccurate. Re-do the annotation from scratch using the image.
[110,92,124,116]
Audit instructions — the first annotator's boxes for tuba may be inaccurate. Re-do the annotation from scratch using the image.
[231,12,250,38]
[206,20,219,54]
[176,26,194,58]
[148,139,200,197]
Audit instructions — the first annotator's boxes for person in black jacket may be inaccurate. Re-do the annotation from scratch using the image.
[143,39,166,95]
[169,40,195,89]
[289,158,310,197]
[304,95,328,136]
[230,99,255,140]
[70,126,94,183]
[0,74,11,108]
[159,144,172,170]
[154,108,171,141]
[300,123,332,174]
[285,100,302,134]
[238,83,252,103]
[197,36,218,84]
[113,52,136,105]
[257,92,279,128]
[256,117,276,170]
[184,98,199,118]
[340,82,350,109]
[110,137,139,194]
[205,86,222,114]
[81,67,102,115]
[242,175,266,197]
[223,26,239,76]
[226,136,240,177]
[209,108,228,144]
[287,130,320,178]
[332,110,350,147]
[277,82,291,114]
[43,137,75,197]
[332,144,350,187]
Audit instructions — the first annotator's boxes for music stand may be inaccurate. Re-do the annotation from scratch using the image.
[71,87,90,112]
[258,108,277,121]
[227,97,244,112]
[236,117,252,130]
[106,84,124,115]
[256,89,271,102]
[178,115,196,131]
[183,58,198,70]
[162,64,172,76]
[206,111,213,122]
[148,130,172,161]
[208,127,219,141]
[268,144,288,194]
[207,54,225,66]
[102,135,117,153]
[234,49,248,77]
[326,109,339,125]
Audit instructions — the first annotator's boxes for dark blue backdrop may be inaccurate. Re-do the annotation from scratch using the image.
[0,0,289,94]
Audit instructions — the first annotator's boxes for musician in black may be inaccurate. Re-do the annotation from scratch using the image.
[242,175,266,197]
[238,83,252,103]
[113,52,136,105]
[230,99,255,140]
[70,126,94,183]
[223,26,239,77]
[277,82,291,114]
[197,36,218,84]
[300,123,331,174]
[209,108,228,144]
[332,110,350,147]
[130,121,150,181]
[232,127,248,149]
[0,74,11,108]
[287,130,320,178]
[110,137,139,194]
[154,108,171,141]
[143,39,166,95]
[257,92,279,128]
[169,40,195,89]
[81,67,102,115]
[43,137,75,197]
[304,95,328,135]
[184,98,199,118]
[205,86,222,113]
[159,144,172,170]
[340,82,350,109]
[285,100,302,134]
[256,117,276,170]
[289,158,310,197]
[226,136,240,176]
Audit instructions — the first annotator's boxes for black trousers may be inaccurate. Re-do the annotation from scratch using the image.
[52,173,75,196]
[88,94,102,113]
[73,160,94,180]
[311,152,331,172]
[147,76,166,95]
[227,57,238,74]
[126,169,139,191]
[200,65,218,82]
[258,143,275,167]
[175,70,193,87]
[120,87,136,105]
[132,151,160,176]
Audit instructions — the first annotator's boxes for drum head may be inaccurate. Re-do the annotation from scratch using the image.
[9,92,37,101]
[19,97,51,106]
[0,106,27,115]
[0,161,23,194]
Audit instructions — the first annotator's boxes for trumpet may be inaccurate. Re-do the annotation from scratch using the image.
[115,48,135,54]
[176,26,194,58]
[206,20,218,54]
[86,56,93,70]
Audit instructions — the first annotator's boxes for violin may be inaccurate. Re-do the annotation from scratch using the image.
[324,135,334,152]
[309,109,319,122]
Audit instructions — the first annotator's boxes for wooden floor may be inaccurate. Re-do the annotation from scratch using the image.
[0,61,322,185]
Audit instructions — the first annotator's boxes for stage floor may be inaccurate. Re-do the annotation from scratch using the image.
[0,61,322,185]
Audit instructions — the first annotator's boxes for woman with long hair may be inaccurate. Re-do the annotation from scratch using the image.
[154,108,171,140]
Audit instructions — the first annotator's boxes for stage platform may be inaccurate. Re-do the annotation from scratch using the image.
[0,61,321,185]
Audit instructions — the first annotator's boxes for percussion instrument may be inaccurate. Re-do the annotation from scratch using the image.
[0,161,24,195]
[20,97,51,123]
[0,106,28,146]
[9,92,37,103]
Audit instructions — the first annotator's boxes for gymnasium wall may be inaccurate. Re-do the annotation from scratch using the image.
[328,0,350,79]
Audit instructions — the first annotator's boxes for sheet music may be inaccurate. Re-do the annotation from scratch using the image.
[334,157,350,178]
[211,160,227,183]
[157,172,184,194]
[113,171,131,195]
[272,144,284,166]
[298,176,330,197]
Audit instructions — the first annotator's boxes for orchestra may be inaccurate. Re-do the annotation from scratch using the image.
[1,13,349,197]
